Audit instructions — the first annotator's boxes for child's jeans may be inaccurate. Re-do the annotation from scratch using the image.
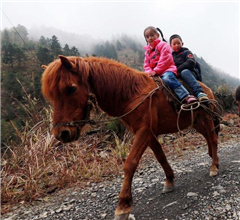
[180,69,204,97]
[160,71,189,100]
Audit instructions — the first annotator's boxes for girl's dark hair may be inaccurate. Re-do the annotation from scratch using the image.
[156,28,167,42]
[144,26,167,42]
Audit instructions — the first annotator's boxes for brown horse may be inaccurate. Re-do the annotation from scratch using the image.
[42,55,220,220]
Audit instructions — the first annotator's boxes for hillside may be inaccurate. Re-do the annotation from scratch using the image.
[195,56,239,90]
[27,26,240,89]
[1,25,239,147]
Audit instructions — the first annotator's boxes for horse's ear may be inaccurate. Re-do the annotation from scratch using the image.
[59,55,74,70]
[41,65,47,69]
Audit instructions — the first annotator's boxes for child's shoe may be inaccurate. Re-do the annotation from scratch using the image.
[182,95,198,104]
[197,92,209,101]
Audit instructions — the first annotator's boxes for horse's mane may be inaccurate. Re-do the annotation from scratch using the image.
[83,56,153,102]
[42,56,154,104]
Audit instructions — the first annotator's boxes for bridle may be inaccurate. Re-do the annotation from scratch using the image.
[52,93,97,128]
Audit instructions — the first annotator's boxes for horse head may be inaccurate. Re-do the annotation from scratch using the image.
[41,55,90,143]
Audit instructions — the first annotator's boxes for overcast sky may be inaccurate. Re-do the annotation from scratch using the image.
[1,0,240,80]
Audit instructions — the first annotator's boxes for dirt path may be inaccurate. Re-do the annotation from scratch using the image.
[3,141,240,220]
[132,142,240,220]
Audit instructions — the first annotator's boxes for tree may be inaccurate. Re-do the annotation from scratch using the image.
[116,40,124,51]
[93,42,117,60]
[94,44,105,57]
[11,24,29,46]
[2,43,26,67]
[62,44,80,56]
[39,36,47,47]
[2,71,24,100]
[2,43,16,66]
[50,35,62,58]
[63,44,70,55]
[69,46,80,56]
[33,70,44,99]
[1,29,11,45]
[37,46,53,64]
[14,46,26,67]
[104,41,118,60]
[109,44,118,60]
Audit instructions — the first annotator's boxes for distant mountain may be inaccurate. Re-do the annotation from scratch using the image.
[28,25,101,55]
[195,55,240,90]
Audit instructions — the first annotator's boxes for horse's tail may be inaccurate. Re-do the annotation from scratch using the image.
[209,99,222,136]
[213,117,220,135]
[199,82,222,135]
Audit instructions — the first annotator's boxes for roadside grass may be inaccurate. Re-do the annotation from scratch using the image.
[1,117,131,214]
[1,81,132,214]
[1,110,239,215]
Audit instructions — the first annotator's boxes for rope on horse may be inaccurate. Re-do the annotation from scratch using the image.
[152,76,223,135]
[176,102,200,135]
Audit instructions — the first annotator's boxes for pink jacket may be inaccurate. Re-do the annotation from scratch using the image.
[143,39,178,76]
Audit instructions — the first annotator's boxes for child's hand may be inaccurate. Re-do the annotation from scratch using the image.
[148,71,156,77]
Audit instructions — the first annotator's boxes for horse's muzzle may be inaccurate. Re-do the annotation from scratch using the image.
[53,126,80,143]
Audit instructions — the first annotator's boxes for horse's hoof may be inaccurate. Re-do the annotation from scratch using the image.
[114,213,130,220]
[210,170,219,177]
[162,185,174,193]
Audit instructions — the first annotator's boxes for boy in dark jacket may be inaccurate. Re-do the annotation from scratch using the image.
[169,34,208,101]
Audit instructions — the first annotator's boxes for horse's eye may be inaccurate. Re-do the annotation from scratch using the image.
[66,86,77,94]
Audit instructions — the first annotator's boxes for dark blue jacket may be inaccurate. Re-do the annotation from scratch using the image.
[172,47,196,74]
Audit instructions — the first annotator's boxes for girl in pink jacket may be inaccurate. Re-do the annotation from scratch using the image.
[143,26,197,104]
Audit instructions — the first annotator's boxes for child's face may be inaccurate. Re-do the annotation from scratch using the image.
[144,29,159,47]
[170,38,183,52]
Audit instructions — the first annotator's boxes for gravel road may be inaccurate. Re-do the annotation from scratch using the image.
[3,141,240,220]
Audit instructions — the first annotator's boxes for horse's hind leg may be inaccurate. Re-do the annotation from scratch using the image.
[149,135,175,193]
[194,113,219,176]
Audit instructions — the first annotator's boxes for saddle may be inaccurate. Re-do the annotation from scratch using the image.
[152,76,195,111]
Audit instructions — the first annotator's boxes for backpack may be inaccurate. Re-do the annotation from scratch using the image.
[182,50,202,82]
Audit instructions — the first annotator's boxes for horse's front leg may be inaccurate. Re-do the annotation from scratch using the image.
[114,129,149,220]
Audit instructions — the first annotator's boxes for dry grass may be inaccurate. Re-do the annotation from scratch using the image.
[1,110,239,215]
[1,81,133,214]
[1,117,131,214]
